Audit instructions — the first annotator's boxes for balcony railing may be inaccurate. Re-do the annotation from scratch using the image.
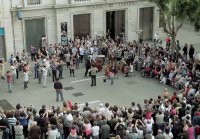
[11,0,136,8]
[27,0,41,5]
[74,0,91,2]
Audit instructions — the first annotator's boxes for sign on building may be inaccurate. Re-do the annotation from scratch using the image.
[61,22,68,46]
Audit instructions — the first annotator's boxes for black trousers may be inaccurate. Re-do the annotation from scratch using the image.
[85,68,90,77]
[80,55,84,63]
[52,70,57,82]
[70,69,75,77]
[91,75,96,86]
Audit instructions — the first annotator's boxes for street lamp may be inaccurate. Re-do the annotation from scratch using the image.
[135,29,143,43]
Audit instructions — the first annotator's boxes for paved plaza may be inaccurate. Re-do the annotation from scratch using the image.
[0,62,176,111]
[0,23,199,111]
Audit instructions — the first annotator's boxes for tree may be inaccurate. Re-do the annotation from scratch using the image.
[150,0,199,52]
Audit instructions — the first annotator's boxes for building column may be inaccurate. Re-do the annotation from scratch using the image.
[127,7,138,42]
[2,0,14,60]
[93,9,104,38]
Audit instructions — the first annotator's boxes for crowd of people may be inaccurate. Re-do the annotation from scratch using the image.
[0,33,200,139]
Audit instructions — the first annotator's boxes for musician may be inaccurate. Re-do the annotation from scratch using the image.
[57,60,64,79]
[51,61,57,82]
[88,66,98,86]
[69,58,76,77]
[85,59,91,77]
[34,59,39,79]
[64,51,71,68]
[14,60,19,79]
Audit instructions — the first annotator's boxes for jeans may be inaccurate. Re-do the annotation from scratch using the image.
[8,83,12,93]
[56,90,64,102]
[34,68,38,79]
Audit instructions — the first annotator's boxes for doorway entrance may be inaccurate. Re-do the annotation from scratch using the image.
[73,14,91,39]
[139,7,154,40]
[25,18,45,51]
[106,10,125,39]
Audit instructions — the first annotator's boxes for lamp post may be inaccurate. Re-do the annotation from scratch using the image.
[135,29,143,43]
[135,29,143,57]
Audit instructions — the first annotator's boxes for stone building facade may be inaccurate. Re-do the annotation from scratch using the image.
[1,0,163,59]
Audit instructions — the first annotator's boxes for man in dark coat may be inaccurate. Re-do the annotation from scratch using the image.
[189,44,195,60]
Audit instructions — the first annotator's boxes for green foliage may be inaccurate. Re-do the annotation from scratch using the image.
[150,0,200,31]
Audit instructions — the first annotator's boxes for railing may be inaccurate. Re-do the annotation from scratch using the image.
[11,0,137,8]
[26,0,42,5]
[74,0,91,2]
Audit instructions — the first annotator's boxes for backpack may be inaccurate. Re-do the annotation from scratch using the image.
[64,117,72,127]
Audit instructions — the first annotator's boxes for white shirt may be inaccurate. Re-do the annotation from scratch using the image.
[98,107,106,115]
[92,126,99,136]
[14,125,23,135]
[11,65,16,75]
[79,47,84,56]
[48,129,58,139]
[24,72,29,81]
[42,68,47,76]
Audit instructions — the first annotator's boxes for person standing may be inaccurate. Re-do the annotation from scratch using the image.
[38,65,42,84]
[54,78,64,102]
[183,43,188,59]
[14,121,24,139]
[10,63,16,84]
[85,59,91,77]
[34,59,39,79]
[51,61,57,82]
[42,65,47,88]
[165,35,171,48]
[6,71,13,93]
[30,45,36,61]
[89,66,98,86]
[69,58,75,77]
[29,121,41,139]
[57,61,64,79]
[189,44,195,60]
[23,69,30,89]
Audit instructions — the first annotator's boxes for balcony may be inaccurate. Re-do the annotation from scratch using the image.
[26,0,42,6]
[11,0,137,9]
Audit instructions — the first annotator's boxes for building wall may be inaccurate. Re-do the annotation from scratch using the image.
[13,9,57,52]
[5,0,162,59]
[2,0,14,59]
